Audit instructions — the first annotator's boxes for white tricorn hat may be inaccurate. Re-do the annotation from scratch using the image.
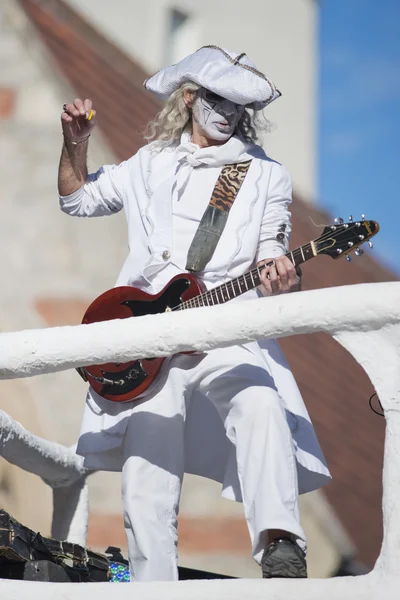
[144,45,281,111]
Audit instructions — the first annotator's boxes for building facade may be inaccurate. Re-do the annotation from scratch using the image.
[65,0,318,202]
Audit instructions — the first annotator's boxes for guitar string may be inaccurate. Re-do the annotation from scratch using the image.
[170,221,372,311]
[172,247,308,312]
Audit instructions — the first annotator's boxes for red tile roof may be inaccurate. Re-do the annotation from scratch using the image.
[21,0,397,567]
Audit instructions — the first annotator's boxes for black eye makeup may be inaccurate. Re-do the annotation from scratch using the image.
[202,89,245,114]
[203,90,225,103]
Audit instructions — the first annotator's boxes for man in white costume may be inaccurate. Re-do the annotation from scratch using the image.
[58,46,331,581]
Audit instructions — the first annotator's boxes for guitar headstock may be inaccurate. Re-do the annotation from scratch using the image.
[315,216,379,260]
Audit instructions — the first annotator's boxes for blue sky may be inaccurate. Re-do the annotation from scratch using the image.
[319,0,400,274]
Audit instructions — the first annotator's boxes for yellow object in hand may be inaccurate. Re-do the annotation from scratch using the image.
[87,110,94,121]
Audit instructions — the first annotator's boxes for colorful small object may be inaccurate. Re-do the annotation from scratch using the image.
[109,562,130,582]
[87,110,94,121]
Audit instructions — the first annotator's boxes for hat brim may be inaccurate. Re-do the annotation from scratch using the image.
[144,46,281,111]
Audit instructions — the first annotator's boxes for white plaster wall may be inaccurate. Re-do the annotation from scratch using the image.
[65,0,317,201]
[1,575,398,600]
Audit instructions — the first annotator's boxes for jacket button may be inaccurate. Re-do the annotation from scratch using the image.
[162,250,170,261]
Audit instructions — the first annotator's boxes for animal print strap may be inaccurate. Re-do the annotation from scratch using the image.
[209,161,252,210]
[186,160,252,272]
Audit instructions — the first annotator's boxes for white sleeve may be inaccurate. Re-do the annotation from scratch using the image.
[59,161,128,217]
[256,162,292,262]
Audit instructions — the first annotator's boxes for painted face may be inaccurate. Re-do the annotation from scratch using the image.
[192,88,245,142]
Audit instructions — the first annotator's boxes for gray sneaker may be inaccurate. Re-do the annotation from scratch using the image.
[261,537,307,578]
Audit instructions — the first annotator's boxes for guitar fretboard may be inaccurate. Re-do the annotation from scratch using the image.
[178,242,315,310]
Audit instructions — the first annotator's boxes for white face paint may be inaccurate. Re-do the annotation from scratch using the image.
[192,88,245,142]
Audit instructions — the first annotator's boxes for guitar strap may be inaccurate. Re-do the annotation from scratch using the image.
[185,160,252,272]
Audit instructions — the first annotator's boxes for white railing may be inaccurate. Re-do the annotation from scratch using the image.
[0,410,89,545]
[0,281,399,599]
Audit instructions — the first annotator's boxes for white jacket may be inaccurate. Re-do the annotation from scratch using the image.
[60,135,331,497]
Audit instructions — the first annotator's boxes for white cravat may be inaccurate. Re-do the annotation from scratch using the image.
[142,133,256,286]
[174,132,254,199]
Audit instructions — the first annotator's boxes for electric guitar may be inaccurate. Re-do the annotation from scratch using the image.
[78,217,379,402]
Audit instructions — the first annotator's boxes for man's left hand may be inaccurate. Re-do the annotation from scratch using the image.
[258,256,302,296]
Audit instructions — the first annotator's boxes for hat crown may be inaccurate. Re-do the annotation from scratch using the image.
[202,46,254,67]
[145,45,281,111]
[199,46,276,88]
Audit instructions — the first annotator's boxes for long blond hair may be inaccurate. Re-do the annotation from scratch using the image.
[144,82,269,147]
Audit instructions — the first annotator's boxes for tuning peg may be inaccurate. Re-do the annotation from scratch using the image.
[368,241,373,248]
[361,213,365,220]
[346,255,352,262]
[355,248,364,256]
[348,215,353,222]
[334,217,344,224]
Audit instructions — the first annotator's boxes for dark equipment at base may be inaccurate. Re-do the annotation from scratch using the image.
[0,560,235,582]
[179,566,235,580]
[0,509,116,582]
[0,510,235,582]
[0,560,79,582]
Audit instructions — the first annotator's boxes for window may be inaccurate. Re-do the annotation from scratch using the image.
[165,8,198,65]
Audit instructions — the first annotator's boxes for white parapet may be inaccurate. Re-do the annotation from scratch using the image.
[0,282,399,378]
[0,282,399,598]
[0,410,89,545]
[0,572,398,600]
[0,410,87,486]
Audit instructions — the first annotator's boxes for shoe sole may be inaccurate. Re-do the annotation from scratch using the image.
[262,545,307,578]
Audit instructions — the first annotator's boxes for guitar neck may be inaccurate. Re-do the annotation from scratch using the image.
[180,241,316,310]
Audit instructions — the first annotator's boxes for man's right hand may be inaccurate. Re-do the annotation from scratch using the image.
[61,98,96,143]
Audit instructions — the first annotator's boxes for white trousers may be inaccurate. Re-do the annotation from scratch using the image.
[121,345,305,581]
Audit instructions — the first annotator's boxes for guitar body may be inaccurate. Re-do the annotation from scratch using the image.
[81,274,206,402]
